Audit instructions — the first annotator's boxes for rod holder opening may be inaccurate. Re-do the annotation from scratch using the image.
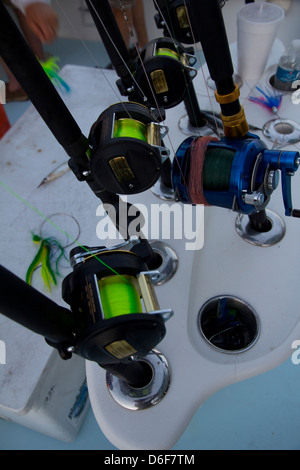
[198,296,260,353]
[106,350,170,410]
[235,209,286,247]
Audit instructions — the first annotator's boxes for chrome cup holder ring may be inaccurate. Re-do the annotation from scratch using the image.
[178,114,217,137]
[262,118,300,147]
[207,73,243,90]
[148,240,178,286]
[106,349,170,411]
[151,178,175,201]
[235,209,286,247]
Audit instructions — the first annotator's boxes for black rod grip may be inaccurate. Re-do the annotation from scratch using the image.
[189,0,241,117]
[0,2,88,160]
[189,0,235,93]
[85,0,135,88]
[102,360,153,388]
[184,81,206,128]
[0,265,75,345]
[249,210,272,233]
[291,209,300,218]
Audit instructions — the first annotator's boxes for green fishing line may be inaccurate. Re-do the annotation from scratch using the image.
[113,119,148,142]
[98,275,143,319]
[0,180,130,285]
[203,147,235,191]
[156,48,180,61]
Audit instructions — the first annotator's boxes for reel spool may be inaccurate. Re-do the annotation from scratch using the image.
[172,133,300,217]
[62,241,173,366]
[88,102,170,194]
[134,38,197,109]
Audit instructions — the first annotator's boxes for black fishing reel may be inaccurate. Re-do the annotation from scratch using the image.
[88,102,170,194]
[154,0,228,45]
[61,238,173,368]
[134,37,197,109]
[154,0,200,45]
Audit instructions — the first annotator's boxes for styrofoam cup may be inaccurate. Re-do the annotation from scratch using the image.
[237,3,284,81]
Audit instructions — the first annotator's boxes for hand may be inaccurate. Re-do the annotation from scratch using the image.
[25,2,59,43]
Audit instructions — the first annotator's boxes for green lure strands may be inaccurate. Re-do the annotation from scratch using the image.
[0,181,133,286]
[40,56,71,94]
[26,234,68,292]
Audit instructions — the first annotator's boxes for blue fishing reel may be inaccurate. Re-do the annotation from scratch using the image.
[172,133,300,217]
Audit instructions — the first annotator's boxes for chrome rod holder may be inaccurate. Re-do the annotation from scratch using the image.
[106,349,170,411]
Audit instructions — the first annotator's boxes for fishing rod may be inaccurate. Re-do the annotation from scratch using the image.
[0,0,167,253]
[0,0,172,387]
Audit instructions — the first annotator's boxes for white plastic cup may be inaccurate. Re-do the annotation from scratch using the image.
[237,2,285,81]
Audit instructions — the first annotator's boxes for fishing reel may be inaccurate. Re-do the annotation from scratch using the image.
[172,133,300,217]
[154,0,200,45]
[61,238,173,369]
[87,102,170,194]
[134,37,197,109]
[154,0,228,45]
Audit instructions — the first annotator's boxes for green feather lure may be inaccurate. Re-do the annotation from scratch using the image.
[40,56,70,93]
[26,234,67,291]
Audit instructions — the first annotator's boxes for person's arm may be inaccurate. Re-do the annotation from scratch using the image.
[10,0,50,14]
[10,0,58,43]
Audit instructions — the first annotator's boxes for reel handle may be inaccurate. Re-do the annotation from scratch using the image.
[263,150,300,217]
